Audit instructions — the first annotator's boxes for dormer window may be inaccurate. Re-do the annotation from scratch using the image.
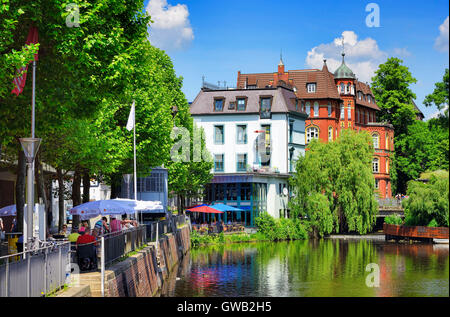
[214,98,224,111]
[260,97,272,119]
[237,98,246,111]
[307,83,316,93]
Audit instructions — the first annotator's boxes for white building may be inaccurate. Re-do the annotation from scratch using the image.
[190,84,307,225]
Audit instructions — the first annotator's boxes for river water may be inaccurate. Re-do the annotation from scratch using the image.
[160,239,449,297]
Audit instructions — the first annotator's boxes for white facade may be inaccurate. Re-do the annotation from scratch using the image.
[190,86,307,220]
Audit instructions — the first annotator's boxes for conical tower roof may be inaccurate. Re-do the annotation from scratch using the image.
[334,53,355,79]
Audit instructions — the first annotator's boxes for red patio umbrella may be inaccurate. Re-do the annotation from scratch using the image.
[186,204,224,214]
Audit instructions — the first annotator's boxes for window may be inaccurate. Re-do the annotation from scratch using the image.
[307,83,316,93]
[313,102,319,117]
[260,125,271,167]
[237,154,247,172]
[142,173,164,193]
[214,125,224,144]
[305,102,311,117]
[237,125,247,144]
[356,108,360,123]
[328,103,332,117]
[228,102,235,110]
[260,97,272,119]
[295,99,298,111]
[347,102,351,120]
[368,95,371,103]
[386,159,389,174]
[366,111,369,124]
[214,98,224,111]
[375,179,379,189]
[289,121,294,143]
[372,158,379,173]
[358,91,362,100]
[214,154,224,172]
[347,83,351,94]
[386,134,389,150]
[372,133,379,148]
[301,100,305,112]
[328,126,333,141]
[237,98,246,111]
[306,126,319,144]
[340,83,344,94]
[340,104,344,120]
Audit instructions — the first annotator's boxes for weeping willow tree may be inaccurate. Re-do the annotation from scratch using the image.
[289,129,378,237]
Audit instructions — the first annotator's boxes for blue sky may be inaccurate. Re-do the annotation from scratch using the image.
[144,0,449,119]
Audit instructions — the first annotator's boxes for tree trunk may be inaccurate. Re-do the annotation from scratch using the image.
[57,168,65,232]
[71,169,82,229]
[15,147,26,233]
[82,171,90,203]
[35,152,50,235]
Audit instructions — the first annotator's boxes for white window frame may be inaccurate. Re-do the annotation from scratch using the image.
[372,133,379,149]
[306,126,319,144]
[307,83,316,93]
[372,158,379,173]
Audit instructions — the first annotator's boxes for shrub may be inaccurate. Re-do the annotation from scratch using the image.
[384,214,404,225]
[255,213,308,241]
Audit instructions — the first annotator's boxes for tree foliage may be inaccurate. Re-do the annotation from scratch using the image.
[289,129,378,236]
[424,68,449,122]
[403,171,449,227]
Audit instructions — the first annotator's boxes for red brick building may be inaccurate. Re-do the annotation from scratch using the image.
[236,54,394,198]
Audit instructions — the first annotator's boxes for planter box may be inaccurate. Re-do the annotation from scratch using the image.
[383,223,449,240]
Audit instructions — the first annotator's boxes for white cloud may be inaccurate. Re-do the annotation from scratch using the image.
[434,16,449,53]
[146,0,194,51]
[305,31,387,83]
[427,105,449,120]
[392,47,411,57]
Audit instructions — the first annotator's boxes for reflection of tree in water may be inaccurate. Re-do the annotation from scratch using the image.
[162,240,448,297]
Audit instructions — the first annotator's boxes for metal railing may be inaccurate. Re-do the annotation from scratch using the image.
[102,225,146,266]
[378,198,404,209]
[0,241,70,297]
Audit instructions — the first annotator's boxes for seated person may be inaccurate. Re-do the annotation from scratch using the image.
[110,216,122,233]
[68,228,80,243]
[94,217,110,236]
[76,227,96,246]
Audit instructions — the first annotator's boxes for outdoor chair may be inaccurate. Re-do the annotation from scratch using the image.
[76,244,98,272]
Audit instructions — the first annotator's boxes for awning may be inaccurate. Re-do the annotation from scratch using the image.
[186,204,224,214]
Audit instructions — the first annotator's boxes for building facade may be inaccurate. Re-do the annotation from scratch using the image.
[237,55,395,198]
[190,85,307,225]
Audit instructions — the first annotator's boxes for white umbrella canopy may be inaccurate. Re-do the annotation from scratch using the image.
[113,199,164,213]
[0,204,28,217]
[69,199,136,220]
[69,199,164,220]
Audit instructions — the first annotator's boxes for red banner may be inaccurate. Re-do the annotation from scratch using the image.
[11,26,39,96]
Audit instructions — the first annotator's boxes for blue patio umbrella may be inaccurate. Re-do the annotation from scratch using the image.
[209,204,243,212]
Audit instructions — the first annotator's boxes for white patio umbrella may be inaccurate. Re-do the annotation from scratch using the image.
[113,198,163,213]
[69,199,136,220]
[0,204,28,217]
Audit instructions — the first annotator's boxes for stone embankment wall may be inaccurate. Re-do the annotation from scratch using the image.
[62,225,190,297]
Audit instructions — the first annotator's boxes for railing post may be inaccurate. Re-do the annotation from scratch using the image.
[44,247,47,296]
[101,236,105,297]
[5,257,9,297]
[58,245,62,290]
[27,252,31,297]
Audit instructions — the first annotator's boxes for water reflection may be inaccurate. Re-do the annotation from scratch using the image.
[159,240,449,297]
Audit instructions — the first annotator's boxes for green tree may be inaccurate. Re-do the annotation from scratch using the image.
[403,171,449,227]
[396,120,449,182]
[424,68,449,123]
[371,57,419,193]
[371,57,417,136]
[289,129,377,236]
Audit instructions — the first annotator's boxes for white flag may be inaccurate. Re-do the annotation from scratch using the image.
[126,100,135,131]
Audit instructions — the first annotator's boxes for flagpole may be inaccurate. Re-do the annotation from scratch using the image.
[133,100,138,224]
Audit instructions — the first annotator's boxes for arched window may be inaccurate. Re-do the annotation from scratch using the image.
[327,103,332,117]
[306,126,319,144]
[347,102,351,120]
[313,102,319,117]
[372,133,379,149]
[372,158,379,173]
[328,126,333,141]
[385,134,389,150]
[305,102,310,117]
[386,159,389,174]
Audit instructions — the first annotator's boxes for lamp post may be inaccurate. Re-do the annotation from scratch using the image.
[19,137,41,253]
